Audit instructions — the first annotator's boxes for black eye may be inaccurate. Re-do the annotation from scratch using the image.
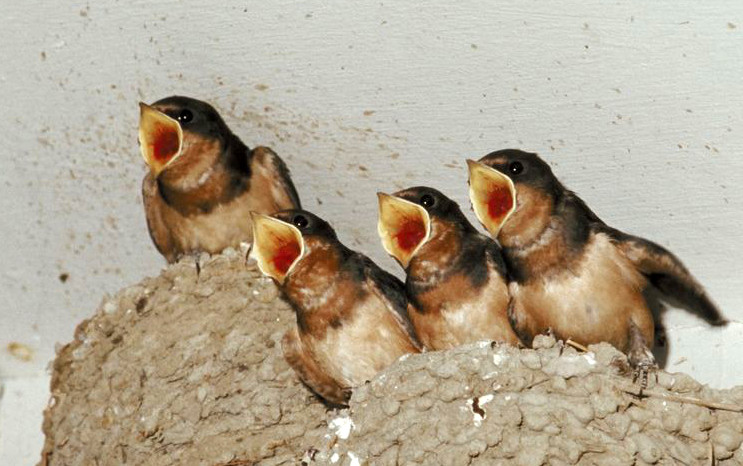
[509,161,524,175]
[292,214,309,229]
[177,109,193,123]
[420,194,435,208]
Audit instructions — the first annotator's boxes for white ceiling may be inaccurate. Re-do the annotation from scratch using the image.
[1,0,741,386]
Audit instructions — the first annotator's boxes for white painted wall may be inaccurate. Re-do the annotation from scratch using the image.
[1,0,742,417]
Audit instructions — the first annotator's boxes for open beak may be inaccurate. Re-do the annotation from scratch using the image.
[249,213,305,284]
[467,159,517,238]
[377,193,431,269]
[138,103,183,176]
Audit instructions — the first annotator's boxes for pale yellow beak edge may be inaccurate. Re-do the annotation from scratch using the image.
[377,192,431,269]
[138,102,184,176]
[250,213,305,284]
[466,159,517,238]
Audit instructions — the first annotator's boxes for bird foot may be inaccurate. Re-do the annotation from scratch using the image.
[627,320,657,394]
[544,328,565,356]
[174,251,203,277]
[629,349,658,394]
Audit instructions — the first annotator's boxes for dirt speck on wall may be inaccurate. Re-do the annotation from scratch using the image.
[41,252,743,465]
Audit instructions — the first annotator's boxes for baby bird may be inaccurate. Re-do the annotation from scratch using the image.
[467,150,727,379]
[250,209,421,405]
[377,187,520,350]
[138,96,301,262]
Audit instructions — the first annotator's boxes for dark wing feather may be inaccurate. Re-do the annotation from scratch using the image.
[481,235,508,279]
[266,148,302,209]
[564,190,606,226]
[142,174,176,262]
[602,226,727,326]
[235,142,302,209]
[357,254,423,349]
[282,326,351,406]
[564,188,725,326]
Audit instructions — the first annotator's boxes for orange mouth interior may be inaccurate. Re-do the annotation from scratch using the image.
[251,214,304,284]
[486,184,515,226]
[377,193,431,268]
[139,102,183,175]
[393,216,427,254]
[150,123,180,164]
[271,240,302,277]
[467,159,517,237]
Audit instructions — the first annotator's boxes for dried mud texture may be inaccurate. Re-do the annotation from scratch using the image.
[41,252,743,466]
[41,250,332,466]
[327,340,743,466]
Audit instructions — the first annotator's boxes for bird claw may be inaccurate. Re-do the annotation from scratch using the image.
[632,363,649,391]
[627,321,657,395]
[174,251,205,277]
[629,355,658,395]
[544,328,565,356]
[557,339,565,357]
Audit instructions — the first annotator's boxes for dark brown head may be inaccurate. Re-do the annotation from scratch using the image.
[251,209,368,333]
[468,149,563,247]
[378,186,479,271]
[250,209,339,286]
[138,96,237,182]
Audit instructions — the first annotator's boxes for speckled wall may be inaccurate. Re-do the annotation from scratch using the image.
[1,0,741,386]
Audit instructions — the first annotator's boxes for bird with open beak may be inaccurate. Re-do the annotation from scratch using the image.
[377,187,521,350]
[467,149,727,381]
[138,96,301,263]
[250,209,421,406]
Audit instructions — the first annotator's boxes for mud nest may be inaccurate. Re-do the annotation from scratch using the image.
[41,251,743,465]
